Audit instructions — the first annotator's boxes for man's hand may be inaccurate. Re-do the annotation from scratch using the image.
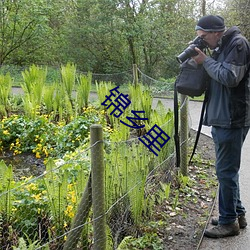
[192,47,207,64]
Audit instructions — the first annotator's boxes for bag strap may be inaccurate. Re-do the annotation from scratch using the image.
[174,81,180,168]
[189,91,208,164]
[174,80,181,168]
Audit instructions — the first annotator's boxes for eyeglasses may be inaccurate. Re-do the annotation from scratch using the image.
[198,32,214,40]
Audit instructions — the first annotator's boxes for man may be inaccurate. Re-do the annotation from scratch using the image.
[192,15,250,238]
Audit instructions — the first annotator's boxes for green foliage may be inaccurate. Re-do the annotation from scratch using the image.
[61,63,76,100]
[147,100,175,161]
[43,159,68,230]
[117,233,163,250]
[178,173,192,189]
[0,65,25,85]
[0,110,100,158]
[43,85,56,113]
[13,235,47,250]
[12,176,48,240]
[96,81,117,127]
[0,77,177,248]
[129,83,153,122]
[76,72,92,110]
[21,65,47,118]
[0,0,52,65]
[159,182,171,202]
[0,73,12,116]
[0,161,14,222]
[96,81,116,108]
[0,0,228,78]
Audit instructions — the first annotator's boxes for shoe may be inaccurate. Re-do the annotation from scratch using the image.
[211,214,247,229]
[204,222,240,238]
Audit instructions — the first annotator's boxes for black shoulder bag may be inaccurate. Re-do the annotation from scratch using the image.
[174,58,210,168]
[175,58,208,97]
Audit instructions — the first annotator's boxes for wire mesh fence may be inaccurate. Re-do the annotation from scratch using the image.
[0,64,174,96]
[0,131,177,249]
[0,65,190,249]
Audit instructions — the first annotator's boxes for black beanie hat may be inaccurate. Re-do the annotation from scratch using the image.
[195,15,225,32]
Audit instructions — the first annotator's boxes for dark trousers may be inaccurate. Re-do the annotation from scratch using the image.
[211,126,249,225]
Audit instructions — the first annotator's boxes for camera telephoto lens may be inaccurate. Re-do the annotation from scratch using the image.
[176,45,198,63]
[176,37,208,64]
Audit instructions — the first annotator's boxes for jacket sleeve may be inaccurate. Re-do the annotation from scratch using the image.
[203,38,250,88]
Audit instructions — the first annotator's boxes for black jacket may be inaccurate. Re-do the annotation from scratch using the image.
[203,26,250,128]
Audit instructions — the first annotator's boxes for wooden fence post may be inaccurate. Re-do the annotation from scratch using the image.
[91,124,106,250]
[133,64,138,85]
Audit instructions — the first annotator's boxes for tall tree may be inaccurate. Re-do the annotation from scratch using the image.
[0,0,49,65]
[66,0,200,78]
[64,0,130,73]
[221,0,250,39]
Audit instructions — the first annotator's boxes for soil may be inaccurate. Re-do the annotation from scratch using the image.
[0,152,45,180]
[158,130,217,250]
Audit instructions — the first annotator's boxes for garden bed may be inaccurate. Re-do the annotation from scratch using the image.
[0,126,217,250]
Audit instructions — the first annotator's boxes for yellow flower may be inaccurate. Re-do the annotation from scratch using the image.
[12,207,17,212]
[3,130,9,135]
[36,152,41,159]
[32,193,42,201]
[43,147,49,157]
[26,183,37,191]
[71,195,76,204]
[65,205,74,218]
[14,149,22,155]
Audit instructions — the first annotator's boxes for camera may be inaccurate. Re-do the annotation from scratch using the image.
[176,36,208,63]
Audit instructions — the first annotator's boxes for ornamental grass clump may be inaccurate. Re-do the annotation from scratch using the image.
[21,65,47,118]
[0,73,12,117]
[76,72,92,111]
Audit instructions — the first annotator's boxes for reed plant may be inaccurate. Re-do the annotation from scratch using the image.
[104,88,174,242]
[0,73,12,116]
[147,100,175,161]
[60,63,76,102]
[21,65,47,118]
[43,84,56,114]
[128,83,152,122]
[96,81,116,127]
[105,139,152,226]
[52,82,73,122]
[0,161,14,222]
[96,81,116,108]
[126,143,149,224]
[76,72,92,112]
[43,159,69,240]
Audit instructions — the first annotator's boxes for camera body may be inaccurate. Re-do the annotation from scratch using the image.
[176,36,208,63]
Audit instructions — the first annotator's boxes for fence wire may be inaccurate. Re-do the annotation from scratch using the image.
[0,136,177,249]
[0,67,191,249]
